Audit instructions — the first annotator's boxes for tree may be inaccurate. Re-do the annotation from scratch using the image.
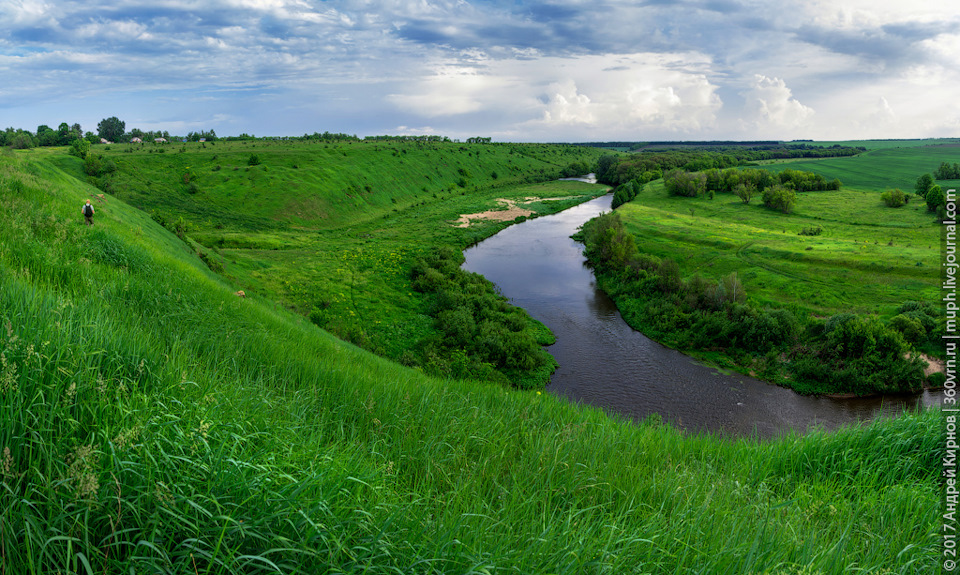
[734,183,755,204]
[56,122,79,145]
[915,173,934,198]
[926,185,945,212]
[97,116,125,143]
[595,154,619,184]
[664,169,707,197]
[10,130,35,149]
[69,138,91,159]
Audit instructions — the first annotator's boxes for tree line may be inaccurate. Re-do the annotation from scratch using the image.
[593,145,862,187]
[607,166,841,214]
[934,161,960,180]
[0,117,213,149]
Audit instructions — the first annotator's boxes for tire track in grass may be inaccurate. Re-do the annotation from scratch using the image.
[735,240,834,288]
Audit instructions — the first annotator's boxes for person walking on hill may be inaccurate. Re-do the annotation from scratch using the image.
[81,199,95,225]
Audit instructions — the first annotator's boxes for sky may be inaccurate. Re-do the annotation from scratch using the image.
[2,0,959,142]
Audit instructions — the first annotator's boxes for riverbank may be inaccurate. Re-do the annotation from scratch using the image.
[464,193,939,437]
[577,152,945,396]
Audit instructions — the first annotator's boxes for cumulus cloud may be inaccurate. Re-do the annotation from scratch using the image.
[386,65,510,116]
[0,0,957,139]
[739,75,814,135]
[385,51,723,139]
[538,80,595,126]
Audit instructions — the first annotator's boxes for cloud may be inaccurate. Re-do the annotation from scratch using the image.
[537,80,595,126]
[739,75,814,135]
[386,64,511,116]
[0,0,957,140]
[390,51,724,140]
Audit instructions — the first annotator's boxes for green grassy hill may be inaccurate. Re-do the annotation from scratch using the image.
[47,140,609,386]
[0,147,942,573]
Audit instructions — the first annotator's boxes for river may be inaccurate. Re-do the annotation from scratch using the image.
[462,191,941,438]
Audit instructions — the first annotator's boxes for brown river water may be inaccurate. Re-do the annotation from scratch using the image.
[462,191,941,438]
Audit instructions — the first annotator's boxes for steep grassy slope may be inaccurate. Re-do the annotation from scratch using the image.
[50,140,610,386]
[0,150,942,573]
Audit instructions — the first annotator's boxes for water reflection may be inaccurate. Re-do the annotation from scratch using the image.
[463,193,941,438]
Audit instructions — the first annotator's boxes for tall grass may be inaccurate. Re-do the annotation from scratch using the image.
[0,152,942,573]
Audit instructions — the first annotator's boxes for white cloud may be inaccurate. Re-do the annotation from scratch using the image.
[386,64,512,116]
[739,75,814,135]
[538,80,594,125]
[387,52,723,139]
[2,0,56,26]
[869,96,897,125]
[920,32,960,65]
[801,0,948,29]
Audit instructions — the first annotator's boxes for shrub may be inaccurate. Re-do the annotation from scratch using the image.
[928,371,947,388]
[68,138,91,159]
[915,173,934,197]
[247,154,261,166]
[880,188,906,207]
[658,259,683,293]
[889,314,926,343]
[798,225,823,236]
[761,184,796,214]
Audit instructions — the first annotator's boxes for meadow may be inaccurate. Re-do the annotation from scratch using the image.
[579,140,954,394]
[51,139,610,385]
[0,144,942,574]
[609,141,956,322]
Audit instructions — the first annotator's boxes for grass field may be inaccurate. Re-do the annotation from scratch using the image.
[615,142,956,320]
[44,139,610,383]
[0,144,942,574]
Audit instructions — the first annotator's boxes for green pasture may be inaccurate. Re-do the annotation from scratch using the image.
[0,145,941,574]
[617,143,955,318]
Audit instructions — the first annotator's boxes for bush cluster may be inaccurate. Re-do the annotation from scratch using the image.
[580,212,930,395]
[761,184,796,214]
[407,247,556,388]
[559,159,592,178]
[595,148,853,187]
[880,188,907,207]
